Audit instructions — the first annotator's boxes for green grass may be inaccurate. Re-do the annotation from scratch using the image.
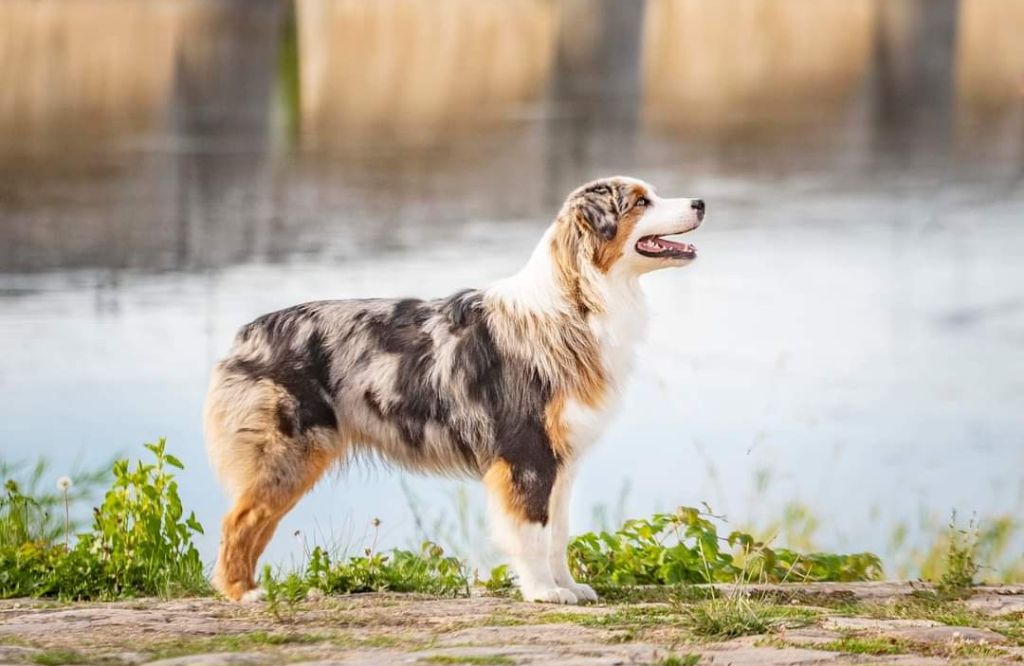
[945,638,1007,659]
[481,611,526,627]
[935,513,981,599]
[31,650,89,665]
[818,636,908,655]
[658,654,700,666]
[421,656,515,665]
[1,439,208,600]
[540,605,676,630]
[845,595,985,626]
[675,596,818,639]
[146,631,331,660]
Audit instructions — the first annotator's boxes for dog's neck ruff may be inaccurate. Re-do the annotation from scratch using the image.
[485,224,648,411]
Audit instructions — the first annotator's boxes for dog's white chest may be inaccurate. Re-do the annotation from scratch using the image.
[563,289,647,454]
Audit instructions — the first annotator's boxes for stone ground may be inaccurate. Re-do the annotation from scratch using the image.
[1,583,1023,665]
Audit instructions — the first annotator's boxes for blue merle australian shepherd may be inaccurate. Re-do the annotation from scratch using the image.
[205,176,705,604]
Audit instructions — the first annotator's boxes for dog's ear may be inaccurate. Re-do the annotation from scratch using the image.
[571,183,623,241]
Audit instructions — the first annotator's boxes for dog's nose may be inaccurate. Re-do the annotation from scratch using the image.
[691,199,705,220]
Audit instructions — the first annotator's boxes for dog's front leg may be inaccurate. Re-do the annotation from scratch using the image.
[484,459,578,604]
[547,466,598,602]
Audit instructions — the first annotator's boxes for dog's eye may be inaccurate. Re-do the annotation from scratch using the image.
[635,197,650,208]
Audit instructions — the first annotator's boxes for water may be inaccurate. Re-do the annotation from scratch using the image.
[2,0,1023,572]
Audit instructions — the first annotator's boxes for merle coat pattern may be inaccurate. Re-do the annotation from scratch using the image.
[205,176,705,603]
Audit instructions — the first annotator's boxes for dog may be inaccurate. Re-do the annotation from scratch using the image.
[205,176,705,603]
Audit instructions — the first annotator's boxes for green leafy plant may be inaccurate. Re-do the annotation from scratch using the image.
[261,565,307,622]
[78,438,207,597]
[261,539,471,605]
[479,563,516,596]
[568,506,882,587]
[304,541,469,596]
[0,439,208,600]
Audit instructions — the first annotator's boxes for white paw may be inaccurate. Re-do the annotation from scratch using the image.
[567,582,599,603]
[240,588,266,603]
[522,585,579,605]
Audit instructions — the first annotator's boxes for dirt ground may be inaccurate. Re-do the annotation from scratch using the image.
[2,583,1023,666]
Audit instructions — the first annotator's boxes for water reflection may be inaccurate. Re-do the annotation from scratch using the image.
[1,0,1023,572]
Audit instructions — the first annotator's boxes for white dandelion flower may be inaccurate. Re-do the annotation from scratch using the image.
[57,476,73,492]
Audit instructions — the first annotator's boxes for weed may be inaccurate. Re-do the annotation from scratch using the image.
[892,511,1022,584]
[818,635,908,655]
[30,650,88,666]
[478,563,516,596]
[541,605,676,631]
[675,594,817,639]
[420,656,515,665]
[658,655,700,666]
[481,611,525,627]
[307,541,468,596]
[146,631,327,659]
[0,459,107,548]
[936,513,980,599]
[260,540,470,607]
[850,595,983,626]
[945,633,1006,659]
[568,506,882,587]
[0,439,208,600]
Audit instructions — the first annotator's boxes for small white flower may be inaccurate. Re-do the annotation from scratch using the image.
[56,476,73,492]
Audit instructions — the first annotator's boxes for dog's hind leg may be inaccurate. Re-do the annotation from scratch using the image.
[484,458,578,604]
[205,374,339,601]
[212,445,333,601]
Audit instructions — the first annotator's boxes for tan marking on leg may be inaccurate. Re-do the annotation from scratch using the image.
[545,392,572,461]
[483,459,530,525]
[212,445,334,601]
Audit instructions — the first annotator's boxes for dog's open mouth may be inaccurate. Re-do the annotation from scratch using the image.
[635,234,697,259]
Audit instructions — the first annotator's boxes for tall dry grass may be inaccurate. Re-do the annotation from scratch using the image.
[294,0,559,145]
[641,0,876,132]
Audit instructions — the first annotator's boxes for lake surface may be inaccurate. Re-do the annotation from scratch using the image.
[2,0,1023,574]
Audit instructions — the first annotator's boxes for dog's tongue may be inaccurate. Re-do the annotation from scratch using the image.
[656,237,693,251]
[640,236,695,253]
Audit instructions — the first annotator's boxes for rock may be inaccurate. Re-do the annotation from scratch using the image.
[0,645,42,662]
[436,623,609,647]
[413,644,659,666]
[824,616,941,632]
[967,591,1024,617]
[777,626,843,646]
[889,625,1007,646]
[145,652,273,666]
[0,607,224,637]
[703,645,842,666]
[2,585,1023,666]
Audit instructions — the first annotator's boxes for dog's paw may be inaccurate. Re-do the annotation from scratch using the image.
[522,585,579,605]
[566,582,599,603]
[240,587,267,603]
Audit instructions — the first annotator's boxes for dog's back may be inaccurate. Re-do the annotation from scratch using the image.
[205,176,703,603]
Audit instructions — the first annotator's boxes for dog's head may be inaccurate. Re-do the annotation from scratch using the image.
[553,176,705,278]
